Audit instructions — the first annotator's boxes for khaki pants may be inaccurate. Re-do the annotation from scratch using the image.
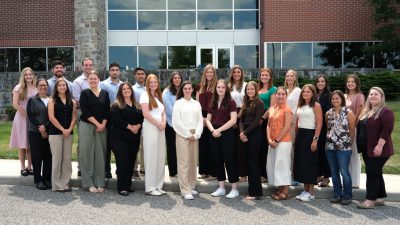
[79,121,107,188]
[49,134,73,191]
[176,134,198,196]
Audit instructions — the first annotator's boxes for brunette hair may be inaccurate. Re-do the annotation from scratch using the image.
[52,78,73,105]
[298,84,318,108]
[228,65,245,93]
[240,81,261,117]
[345,73,362,94]
[113,82,140,110]
[167,71,183,95]
[210,79,232,111]
[330,90,346,107]
[176,81,193,100]
[258,67,273,90]
[314,74,331,99]
[145,74,163,110]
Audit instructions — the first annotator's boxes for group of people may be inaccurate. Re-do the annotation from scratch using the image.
[10,61,394,208]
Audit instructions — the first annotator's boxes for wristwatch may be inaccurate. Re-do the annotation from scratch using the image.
[313,136,319,141]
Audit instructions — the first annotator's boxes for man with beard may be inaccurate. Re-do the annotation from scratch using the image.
[47,60,72,95]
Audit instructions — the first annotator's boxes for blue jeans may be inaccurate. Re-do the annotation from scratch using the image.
[326,150,352,199]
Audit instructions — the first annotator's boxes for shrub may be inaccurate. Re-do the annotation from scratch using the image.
[5,105,16,121]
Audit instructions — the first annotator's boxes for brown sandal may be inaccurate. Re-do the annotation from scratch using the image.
[319,178,330,187]
[271,191,281,199]
[272,192,288,200]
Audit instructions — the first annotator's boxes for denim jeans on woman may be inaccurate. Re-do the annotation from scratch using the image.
[326,150,352,199]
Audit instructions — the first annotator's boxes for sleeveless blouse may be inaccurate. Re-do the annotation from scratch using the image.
[297,105,315,129]
[49,98,73,135]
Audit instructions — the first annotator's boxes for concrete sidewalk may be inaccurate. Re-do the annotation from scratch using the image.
[1,159,399,201]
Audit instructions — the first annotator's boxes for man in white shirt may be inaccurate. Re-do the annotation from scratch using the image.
[71,58,94,176]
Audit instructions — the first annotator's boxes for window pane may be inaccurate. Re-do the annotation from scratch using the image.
[313,43,342,68]
[344,42,373,68]
[198,0,232,9]
[138,0,165,10]
[21,48,46,71]
[234,11,258,29]
[168,11,195,30]
[200,48,213,67]
[234,45,259,68]
[109,46,137,70]
[374,47,400,69]
[266,43,281,69]
[282,43,312,68]
[168,0,195,9]
[198,12,232,30]
[0,48,19,72]
[108,0,136,9]
[139,46,167,69]
[235,0,258,9]
[138,11,166,30]
[48,47,74,71]
[108,11,136,30]
[218,48,230,69]
[168,46,196,69]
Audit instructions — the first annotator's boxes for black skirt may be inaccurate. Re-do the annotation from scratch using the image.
[293,128,319,184]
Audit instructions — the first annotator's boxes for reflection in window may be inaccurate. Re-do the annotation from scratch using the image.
[313,43,342,68]
[0,48,19,72]
[139,46,167,69]
[138,11,166,30]
[235,0,258,9]
[374,48,400,69]
[109,46,137,70]
[234,45,259,68]
[218,48,231,68]
[168,0,195,9]
[344,42,373,68]
[266,43,281,69]
[168,46,196,69]
[108,0,136,9]
[138,0,166,10]
[234,11,258,29]
[168,11,195,30]
[108,11,136,30]
[48,47,74,71]
[198,0,232,9]
[21,48,46,71]
[200,48,213,67]
[282,43,311,68]
[198,12,232,30]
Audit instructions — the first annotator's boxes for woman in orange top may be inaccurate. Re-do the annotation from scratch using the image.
[267,87,293,200]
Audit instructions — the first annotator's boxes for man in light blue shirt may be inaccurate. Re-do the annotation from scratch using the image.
[47,60,72,96]
[100,62,123,178]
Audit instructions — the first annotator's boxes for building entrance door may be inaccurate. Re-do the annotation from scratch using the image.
[197,46,233,69]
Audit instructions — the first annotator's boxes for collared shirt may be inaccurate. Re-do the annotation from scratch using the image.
[132,82,146,103]
[100,77,123,104]
[162,88,176,127]
[47,75,73,96]
[72,73,89,101]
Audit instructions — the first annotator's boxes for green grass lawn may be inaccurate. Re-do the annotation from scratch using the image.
[1,101,399,174]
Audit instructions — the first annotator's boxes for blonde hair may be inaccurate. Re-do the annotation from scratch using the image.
[145,74,163,110]
[284,69,299,93]
[199,64,218,93]
[359,87,385,120]
[17,67,37,101]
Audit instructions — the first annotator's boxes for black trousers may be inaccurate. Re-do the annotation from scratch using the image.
[29,131,52,184]
[110,133,140,192]
[165,124,177,176]
[244,127,263,197]
[317,128,331,178]
[210,128,238,183]
[362,151,389,200]
[258,119,268,178]
[105,125,113,174]
[199,128,215,176]
[235,118,247,177]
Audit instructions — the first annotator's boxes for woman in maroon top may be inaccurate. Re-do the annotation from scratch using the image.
[205,80,238,198]
[356,87,394,209]
[196,64,218,179]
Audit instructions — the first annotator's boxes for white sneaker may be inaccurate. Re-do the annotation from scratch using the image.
[183,194,194,200]
[146,190,162,196]
[211,188,226,197]
[191,190,199,195]
[299,192,315,202]
[296,191,306,200]
[157,189,167,195]
[225,189,240,199]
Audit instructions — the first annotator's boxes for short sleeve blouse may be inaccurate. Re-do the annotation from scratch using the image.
[209,99,236,127]
[140,92,165,121]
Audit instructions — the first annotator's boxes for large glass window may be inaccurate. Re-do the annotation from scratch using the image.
[198,12,232,30]
[139,46,167,69]
[109,46,137,70]
[48,47,74,71]
[138,0,166,10]
[168,11,196,30]
[282,43,312,68]
[235,0,258,9]
[108,0,136,9]
[138,11,166,30]
[168,0,195,9]
[234,45,259,68]
[108,11,136,30]
[344,42,373,68]
[0,48,19,72]
[234,11,258,29]
[198,0,232,9]
[21,48,46,71]
[313,43,342,68]
[266,43,281,69]
[168,46,196,69]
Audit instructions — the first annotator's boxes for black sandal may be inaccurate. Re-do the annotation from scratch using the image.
[26,169,34,176]
[21,169,28,176]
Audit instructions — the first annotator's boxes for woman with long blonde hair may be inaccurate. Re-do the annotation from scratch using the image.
[10,67,38,176]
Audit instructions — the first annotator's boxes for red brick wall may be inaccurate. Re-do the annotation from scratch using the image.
[0,0,74,47]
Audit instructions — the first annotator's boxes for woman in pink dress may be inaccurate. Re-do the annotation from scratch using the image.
[10,67,38,176]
